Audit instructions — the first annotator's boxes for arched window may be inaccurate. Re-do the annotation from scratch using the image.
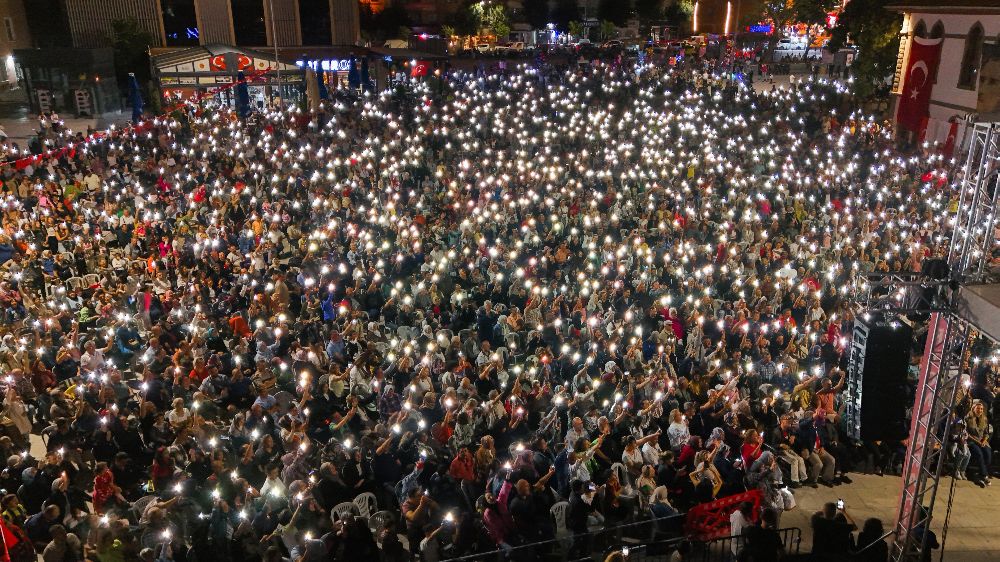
[913,19,927,38]
[958,23,984,89]
[930,21,945,83]
[930,21,944,39]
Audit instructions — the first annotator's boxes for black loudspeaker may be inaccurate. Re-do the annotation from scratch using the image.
[845,317,912,442]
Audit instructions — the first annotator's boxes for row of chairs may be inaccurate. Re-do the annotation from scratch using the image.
[43,274,100,297]
[331,492,396,545]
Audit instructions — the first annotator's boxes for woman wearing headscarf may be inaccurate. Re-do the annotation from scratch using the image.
[511,449,538,483]
[747,451,786,524]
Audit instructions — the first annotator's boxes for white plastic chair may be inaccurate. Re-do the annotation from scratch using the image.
[550,501,569,536]
[331,501,360,522]
[353,492,377,519]
[82,273,99,287]
[65,277,84,291]
[611,462,633,491]
[368,510,394,544]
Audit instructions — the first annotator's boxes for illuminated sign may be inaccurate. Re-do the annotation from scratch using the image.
[295,59,354,72]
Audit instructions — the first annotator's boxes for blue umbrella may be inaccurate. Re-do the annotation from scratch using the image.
[128,74,143,122]
[361,57,370,91]
[236,71,251,118]
[347,57,360,89]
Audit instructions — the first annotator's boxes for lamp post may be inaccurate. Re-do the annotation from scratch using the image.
[268,0,282,105]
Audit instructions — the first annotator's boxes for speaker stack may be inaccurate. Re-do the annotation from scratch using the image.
[845,317,913,442]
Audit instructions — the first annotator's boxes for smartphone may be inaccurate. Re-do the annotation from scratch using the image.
[837,499,844,509]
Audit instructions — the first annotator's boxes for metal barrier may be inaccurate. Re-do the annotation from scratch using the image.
[613,527,802,562]
[440,511,801,562]
[694,527,802,562]
[441,513,687,561]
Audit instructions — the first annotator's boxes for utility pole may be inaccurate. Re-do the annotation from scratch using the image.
[268,0,282,105]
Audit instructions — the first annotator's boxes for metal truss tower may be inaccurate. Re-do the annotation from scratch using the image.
[857,122,1000,562]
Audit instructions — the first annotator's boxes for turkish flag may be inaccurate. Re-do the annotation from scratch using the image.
[917,116,930,144]
[410,60,430,77]
[896,37,943,133]
[942,120,960,157]
[210,55,227,71]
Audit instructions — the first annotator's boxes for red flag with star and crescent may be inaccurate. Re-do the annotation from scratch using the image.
[410,61,430,77]
[896,36,943,133]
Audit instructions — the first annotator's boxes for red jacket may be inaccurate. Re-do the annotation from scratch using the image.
[449,456,475,482]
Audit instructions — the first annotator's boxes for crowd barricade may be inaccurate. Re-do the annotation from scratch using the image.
[683,488,763,541]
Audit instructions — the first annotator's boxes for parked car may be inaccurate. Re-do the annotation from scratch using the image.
[475,42,492,53]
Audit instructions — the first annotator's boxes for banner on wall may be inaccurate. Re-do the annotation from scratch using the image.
[896,36,943,133]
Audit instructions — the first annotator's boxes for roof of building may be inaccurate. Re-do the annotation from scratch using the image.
[887,0,1000,13]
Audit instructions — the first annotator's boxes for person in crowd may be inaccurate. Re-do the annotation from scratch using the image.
[965,400,993,486]
[728,500,754,559]
[853,517,889,562]
[0,53,973,562]
[811,501,857,558]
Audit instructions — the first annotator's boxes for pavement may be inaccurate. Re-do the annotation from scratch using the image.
[779,473,1000,561]
[0,88,130,145]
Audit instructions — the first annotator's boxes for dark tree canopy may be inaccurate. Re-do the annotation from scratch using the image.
[552,0,581,31]
[598,0,631,28]
[828,0,902,99]
[523,0,551,30]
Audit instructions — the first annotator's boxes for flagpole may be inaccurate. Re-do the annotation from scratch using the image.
[268,0,282,106]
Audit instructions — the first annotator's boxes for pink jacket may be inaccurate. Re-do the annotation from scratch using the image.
[483,480,514,545]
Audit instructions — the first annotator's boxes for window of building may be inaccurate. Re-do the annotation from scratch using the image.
[3,17,15,42]
[299,0,331,45]
[913,20,927,39]
[958,23,984,89]
[162,0,200,47]
[231,0,267,46]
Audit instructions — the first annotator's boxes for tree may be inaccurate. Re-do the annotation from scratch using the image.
[793,0,836,58]
[484,4,511,40]
[599,20,617,40]
[598,0,630,27]
[635,0,665,22]
[662,0,694,34]
[568,20,585,39]
[828,0,902,99]
[447,2,481,37]
[107,19,155,105]
[523,0,550,30]
[759,0,796,60]
[360,3,412,42]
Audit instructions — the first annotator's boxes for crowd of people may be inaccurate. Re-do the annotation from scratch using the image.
[0,55,990,562]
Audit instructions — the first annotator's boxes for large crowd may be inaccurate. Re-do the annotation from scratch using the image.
[0,56,993,562]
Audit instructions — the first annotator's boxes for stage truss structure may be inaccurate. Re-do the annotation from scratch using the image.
[856,121,1000,562]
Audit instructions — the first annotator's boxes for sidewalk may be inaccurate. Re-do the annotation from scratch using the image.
[0,88,131,143]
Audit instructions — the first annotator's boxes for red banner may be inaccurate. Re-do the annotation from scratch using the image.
[942,120,960,158]
[683,488,763,540]
[411,60,430,77]
[896,37,943,133]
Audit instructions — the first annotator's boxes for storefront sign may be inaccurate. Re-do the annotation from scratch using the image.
[296,59,353,72]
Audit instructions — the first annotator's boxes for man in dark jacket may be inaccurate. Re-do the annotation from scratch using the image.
[566,480,596,558]
[797,409,837,486]
[312,462,351,511]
